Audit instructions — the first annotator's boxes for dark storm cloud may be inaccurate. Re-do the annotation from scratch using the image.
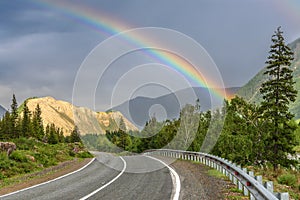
[0,0,300,109]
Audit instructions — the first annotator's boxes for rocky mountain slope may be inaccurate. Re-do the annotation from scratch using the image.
[25,96,138,136]
[237,37,300,118]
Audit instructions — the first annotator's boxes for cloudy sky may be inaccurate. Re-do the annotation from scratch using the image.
[1,0,300,111]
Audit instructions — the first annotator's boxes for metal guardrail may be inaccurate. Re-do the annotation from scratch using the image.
[144,149,289,200]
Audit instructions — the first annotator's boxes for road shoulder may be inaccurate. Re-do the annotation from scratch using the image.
[0,158,92,196]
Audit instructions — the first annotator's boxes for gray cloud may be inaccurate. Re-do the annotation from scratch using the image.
[0,0,300,110]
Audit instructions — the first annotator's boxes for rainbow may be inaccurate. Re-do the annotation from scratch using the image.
[31,0,232,100]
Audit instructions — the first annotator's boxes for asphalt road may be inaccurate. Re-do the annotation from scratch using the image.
[0,152,174,200]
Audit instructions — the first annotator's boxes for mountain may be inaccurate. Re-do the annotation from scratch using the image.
[0,105,7,118]
[237,37,300,118]
[25,96,138,135]
[109,87,239,128]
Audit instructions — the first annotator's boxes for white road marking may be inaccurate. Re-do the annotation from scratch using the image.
[146,156,181,200]
[79,156,127,200]
[0,158,96,198]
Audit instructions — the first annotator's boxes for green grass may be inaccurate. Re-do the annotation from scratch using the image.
[0,138,93,185]
[207,169,227,179]
[229,188,243,194]
[277,173,297,187]
[248,166,300,199]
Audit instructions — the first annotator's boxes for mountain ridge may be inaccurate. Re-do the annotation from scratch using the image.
[25,96,138,136]
[237,37,300,118]
[109,87,239,128]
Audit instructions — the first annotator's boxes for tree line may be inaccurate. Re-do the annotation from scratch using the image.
[104,27,299,169]
[0,95,81,144]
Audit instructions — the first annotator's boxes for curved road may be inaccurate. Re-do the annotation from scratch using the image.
[0,152,175,200]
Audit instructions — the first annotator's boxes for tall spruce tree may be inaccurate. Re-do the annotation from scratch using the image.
[70,125,81,143]
[260,27,298,169]
[10,94,19,138]
[32,104,44,140]
[21,101,32,137]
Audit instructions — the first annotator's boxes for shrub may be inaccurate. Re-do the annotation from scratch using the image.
[10,151,28,162]
[76,151,93,158]
[0,172,5,180]
[277,173,297,187]
[13,137,34,150]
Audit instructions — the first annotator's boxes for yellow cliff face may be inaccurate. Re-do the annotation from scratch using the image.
[25,96,138,136]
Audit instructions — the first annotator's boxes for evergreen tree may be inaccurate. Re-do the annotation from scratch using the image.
[21,100,32,137]
[259,27,298,169]
[47,124,58,144]
[10,94,19,138]
[58,128,65,143]
[0,111,11,140]
[70,125,81,143]
[32,104,44,140]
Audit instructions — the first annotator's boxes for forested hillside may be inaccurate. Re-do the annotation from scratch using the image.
[237,37,300,118]
[0,95,92,181]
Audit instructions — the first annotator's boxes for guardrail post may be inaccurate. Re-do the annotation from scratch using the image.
[222,166,226,175]
[255,175,263,184]
[264,181,274,193]
[232,164,237,185]
[248,172,256,200]
[248,171,254,177]
[243,168,249,196]
[275,192,289,200]
[236,165,243,191]
[280,193,289,200]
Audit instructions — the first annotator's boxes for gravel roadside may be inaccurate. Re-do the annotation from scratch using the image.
[171,159,245,200]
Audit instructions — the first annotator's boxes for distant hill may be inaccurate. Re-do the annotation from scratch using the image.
[109,87,239,128]
[0,105,7,118]
[25,96,138,135]
[237,37,300,118]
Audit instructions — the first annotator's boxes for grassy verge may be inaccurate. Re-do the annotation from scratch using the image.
[0,137,93,188]
[248,166,300,199]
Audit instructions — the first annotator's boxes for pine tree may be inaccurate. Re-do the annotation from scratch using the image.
[32,104,44,140]
[70,125,81,143]
[58,128,65,143]
[48,124,58,144]
[10,94,19,138]
[259,27,298,169]
[0,111,11,140]
[21,101,32,137]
